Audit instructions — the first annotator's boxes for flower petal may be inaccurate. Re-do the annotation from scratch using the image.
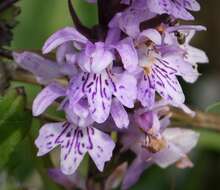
[111,98,129,129]
[147,0,195,20]
[163,54,200,83]
[85,72,113,123]
[183,0,200,11]
[67,74,85,107]
[33,83,66,116]
[56,42,76,64]
[163,128,199,153]
[152,59,185,104]
[13,52,62,81]
[137,73,155,107]
[153,128,199,168]
[60,126,88,175]
[113,72,137,108]
[90,42,114,73]
[43,27,88,54]
[185,46,209,64]
[88,127,115,171]
[138,29,162,45]
[115,38,138,72]
[35,122,67,156]
[77,42,114,73]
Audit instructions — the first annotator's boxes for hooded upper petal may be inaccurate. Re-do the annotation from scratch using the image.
[43,27,88,54]
[77,42,114,73]
[84,71,113,123]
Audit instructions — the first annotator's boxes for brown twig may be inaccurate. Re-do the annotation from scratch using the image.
[170,107,220,132]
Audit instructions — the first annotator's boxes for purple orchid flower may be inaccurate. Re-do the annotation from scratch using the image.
[132,27,207,109]
[31,67,136,128]
[147,0,200,20]
[109,0,155,38]
[35,120,115,175]
[134,29,185,107]
[34,27,138,127]
[121,103,199,189]
[66,68,137,124]
[164,27,209,66]
[42,27,138,73]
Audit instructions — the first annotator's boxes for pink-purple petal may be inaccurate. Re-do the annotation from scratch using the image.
[33,83,66,116]
[115,38,138,72]
[113,72,137,108]
[43,27,88,54]
[111,98,129,129]
[88,127,115,171]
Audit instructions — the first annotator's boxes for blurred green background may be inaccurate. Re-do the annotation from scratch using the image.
[1,0,220,189]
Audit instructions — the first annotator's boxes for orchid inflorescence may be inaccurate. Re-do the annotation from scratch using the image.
[13,0,208,189]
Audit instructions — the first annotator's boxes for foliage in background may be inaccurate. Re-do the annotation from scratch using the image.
[0,0,20,94]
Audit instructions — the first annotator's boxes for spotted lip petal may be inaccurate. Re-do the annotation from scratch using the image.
[84,71,113,123]
[42,27,88,54]
[68,69,136,126]
[137,73,155,107]
[35,122,115,175]
[138,55,185,107]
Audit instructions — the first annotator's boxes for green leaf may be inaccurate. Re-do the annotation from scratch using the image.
[206,102,220,114]
[0,87,32,169]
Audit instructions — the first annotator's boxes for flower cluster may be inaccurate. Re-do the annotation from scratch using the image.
[13,0,208,189]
